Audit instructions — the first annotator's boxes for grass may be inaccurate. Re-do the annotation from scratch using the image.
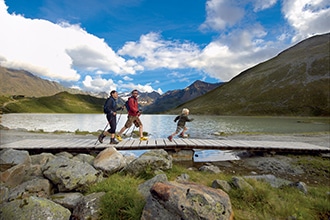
[88,159,330,219]
[88,173,146,220]
[1,92,105,113]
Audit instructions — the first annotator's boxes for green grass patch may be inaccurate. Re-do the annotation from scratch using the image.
[85,163,330,219]
[88,173,146,220]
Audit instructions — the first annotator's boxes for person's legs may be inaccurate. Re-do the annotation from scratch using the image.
[180,127,188,137]
[168,126,181,141]
[109,117,118,144]
[134,117,147,140]
[117,116,133,141]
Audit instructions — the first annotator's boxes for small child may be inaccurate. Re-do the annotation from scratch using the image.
[168,108,194,141]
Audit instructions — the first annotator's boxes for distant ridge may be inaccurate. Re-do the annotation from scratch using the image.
[169,33,330,116]
[0,66,85,97]
[143,80,222,113]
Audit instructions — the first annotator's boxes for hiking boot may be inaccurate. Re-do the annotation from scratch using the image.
[167,135,173,142]
[116,135,122,142]
[110,139,119,145]
[140,136,148,141]
[179,133,187,138]
[98,133,105,143]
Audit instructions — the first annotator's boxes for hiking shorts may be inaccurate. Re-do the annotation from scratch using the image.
[125,115,142,128]
[175,125,186,134]
[106,113,117,134]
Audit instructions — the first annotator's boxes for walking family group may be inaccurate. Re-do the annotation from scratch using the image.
[98,89,193,144]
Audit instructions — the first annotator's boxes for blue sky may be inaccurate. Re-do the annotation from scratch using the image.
[0,0,329,94]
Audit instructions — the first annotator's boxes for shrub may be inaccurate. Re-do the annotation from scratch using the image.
[88,173,145,220]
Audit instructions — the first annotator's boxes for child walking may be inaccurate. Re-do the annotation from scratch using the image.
[168,108,194,141]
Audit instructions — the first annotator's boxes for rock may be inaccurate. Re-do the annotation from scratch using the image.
[123,154,136,165]
[176,173,190,182]
[231,177,254,190]
[244,174,291,188]
[73,154,94,165]
[0,149,31,167]
[141,181,233,220]
[199,164,221,174]
[42,156,102,192]
[245,156,304,176]
[51,192,84,211]
[0,185,9,203]
[8,178,53,201]
[167,150,194,161]
[56,152,74,158]
[138,174,168,199]
[0,163,30,188]
[122,149,172,177]
[289,181,308,194]
[212,179,232,192]
[30,153,55,166]
[93,147,126,174]
[0,196,71,220]
[71,192,105,220]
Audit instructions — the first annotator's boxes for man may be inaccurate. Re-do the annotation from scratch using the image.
[117,89,148,141]
[99,90,123,144]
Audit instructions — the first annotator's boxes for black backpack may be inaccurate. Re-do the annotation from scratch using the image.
[125,97,131,112]
[103,98,111,114]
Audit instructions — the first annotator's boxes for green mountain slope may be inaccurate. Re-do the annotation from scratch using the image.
[1,92,105,113]
[168,33,330,116]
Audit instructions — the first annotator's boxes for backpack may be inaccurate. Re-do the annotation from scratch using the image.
[103,98,111,114]
[125,97,131,112]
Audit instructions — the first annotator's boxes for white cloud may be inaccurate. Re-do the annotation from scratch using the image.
[118,29,280,82]
[82,75,117,92]
[0,0,142,82]
[253,0,278,12]
[119,82,158,93]
[282,0,330,42]
[119,32,201,70]
[123,76,133,81]
[199,0,245,31]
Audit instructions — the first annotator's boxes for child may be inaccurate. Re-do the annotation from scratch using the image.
[168,108,194,141]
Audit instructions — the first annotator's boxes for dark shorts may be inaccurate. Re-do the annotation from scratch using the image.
[175,125,185,133]
[124,115,142,128]
[106,114,116,134]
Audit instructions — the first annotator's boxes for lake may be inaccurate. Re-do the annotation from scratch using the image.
[1,114,329,161]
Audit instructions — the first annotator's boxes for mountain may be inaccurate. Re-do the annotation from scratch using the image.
[143,80,222,113]
[1,91,105,113]
[168,33,330,116]
[0,67,85,97]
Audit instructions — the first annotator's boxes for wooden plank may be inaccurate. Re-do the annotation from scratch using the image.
[163,138,177,148]
[181,139,198,147]
[147,139,157,146]
[172,138,188,147]
[1,138,329,153]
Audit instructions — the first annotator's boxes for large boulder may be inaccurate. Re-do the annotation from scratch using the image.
[141,181,234,220]
[93,147,126,174]
[138,174,168,199]
[0,196,71,220]
[0,149,31,167]
[122,149,172,177]
[0,163,30,188]
[42,155,102,192]
[51,192,84,211]
[8,178,53,201]
[71,192,105,220]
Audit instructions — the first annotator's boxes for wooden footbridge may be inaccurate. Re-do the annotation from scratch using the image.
[1,137,329,155]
